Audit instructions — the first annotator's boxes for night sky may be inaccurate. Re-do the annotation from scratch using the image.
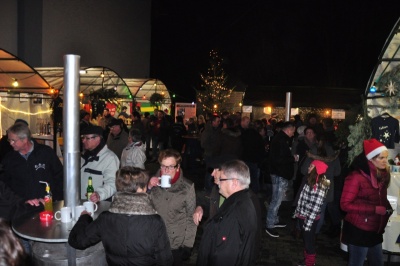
[151,0,400,104]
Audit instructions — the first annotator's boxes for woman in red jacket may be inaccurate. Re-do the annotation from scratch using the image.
[341,139,392,266]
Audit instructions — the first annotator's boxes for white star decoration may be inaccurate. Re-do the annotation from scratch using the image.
[383,131,390,140]
[385,80,397,96]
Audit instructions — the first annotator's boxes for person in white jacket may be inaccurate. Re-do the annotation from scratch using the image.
[120,128,147,169]
[80,126,119,202]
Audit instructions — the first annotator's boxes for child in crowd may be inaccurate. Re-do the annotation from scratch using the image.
[295,160,330,266]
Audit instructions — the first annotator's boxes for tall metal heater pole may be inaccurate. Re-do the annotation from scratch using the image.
[285,92,292,122]
[63,55,81,218]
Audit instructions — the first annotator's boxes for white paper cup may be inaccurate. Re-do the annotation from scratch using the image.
[84,201,98,217]
[54,207,72,223]
[158,175,171,188]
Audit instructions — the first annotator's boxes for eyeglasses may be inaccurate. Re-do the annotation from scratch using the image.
[160,165,177,171]
[219,178,235,182]
[81,136,98,141]
[7,138,20,144]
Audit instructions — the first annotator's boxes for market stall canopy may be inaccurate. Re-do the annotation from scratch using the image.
[124,78,171,103]
[35,67,171,102]
[35,66,131,97]
[366,17,400,95]
[0,48,51,93]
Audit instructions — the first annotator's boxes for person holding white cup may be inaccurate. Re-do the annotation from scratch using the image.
[147,149,197,265]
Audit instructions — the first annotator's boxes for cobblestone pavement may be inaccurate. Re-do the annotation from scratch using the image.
[146,158,400,266]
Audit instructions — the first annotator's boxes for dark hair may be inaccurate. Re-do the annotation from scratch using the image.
[116,167,149,192]
[223,117,235,128]
[282,121,294,130]
[211,115,220,123]
[158,149,182,165]
[0,219,26,266]
[129,129,142,142]
[304,126,316,135]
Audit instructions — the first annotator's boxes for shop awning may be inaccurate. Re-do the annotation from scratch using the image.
[0,49,51,93]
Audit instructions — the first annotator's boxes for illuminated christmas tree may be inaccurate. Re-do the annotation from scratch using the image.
[196,50,234,113]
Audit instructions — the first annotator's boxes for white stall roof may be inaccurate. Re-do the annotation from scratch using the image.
[366,17,400,93]
[35,67,171,102]
[0,49,51,93]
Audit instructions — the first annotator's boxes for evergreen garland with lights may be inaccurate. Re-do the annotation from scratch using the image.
[196,50,234,113]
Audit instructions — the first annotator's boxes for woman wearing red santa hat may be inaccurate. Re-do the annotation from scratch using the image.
[341,138,393,266]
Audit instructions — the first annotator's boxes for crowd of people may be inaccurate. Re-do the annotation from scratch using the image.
[0,108,395,266]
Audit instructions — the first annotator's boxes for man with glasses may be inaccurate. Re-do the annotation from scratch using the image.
[197,160,259,266]
[0,123,64,202]
[81,126,119,202]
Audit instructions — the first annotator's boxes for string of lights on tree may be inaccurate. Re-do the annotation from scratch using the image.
[196,50,234,113]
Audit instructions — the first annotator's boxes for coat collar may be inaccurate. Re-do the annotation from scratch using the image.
[109,192,157,215]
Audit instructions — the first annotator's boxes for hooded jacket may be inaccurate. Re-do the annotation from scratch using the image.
[341,153,391,245]
[68,192,173,266]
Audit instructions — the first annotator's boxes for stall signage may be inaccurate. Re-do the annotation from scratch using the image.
[242,105,252,113]
[331,109,345,119]
[175,102,196,121]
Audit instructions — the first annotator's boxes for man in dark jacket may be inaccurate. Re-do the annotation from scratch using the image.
[0,123,64,201]
[197,160,259,266]
[265,121,297,238]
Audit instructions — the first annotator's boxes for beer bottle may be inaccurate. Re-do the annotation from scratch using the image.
[87,176,94,200]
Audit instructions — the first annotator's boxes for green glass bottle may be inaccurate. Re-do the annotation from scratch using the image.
[87,176,94,200]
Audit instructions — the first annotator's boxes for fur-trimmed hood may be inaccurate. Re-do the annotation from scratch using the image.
[109,192,157,215]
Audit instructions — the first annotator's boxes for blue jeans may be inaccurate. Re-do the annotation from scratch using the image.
[348,243,383,266]
[266,174,288,228]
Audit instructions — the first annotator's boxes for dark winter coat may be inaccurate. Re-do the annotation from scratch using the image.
[218,127,242,158]
[341,154,391,246]
[241,127,265,163]
[197,189,259,266]
[268,130,295,180]
[68,192,173,266]
[0,140,64,201]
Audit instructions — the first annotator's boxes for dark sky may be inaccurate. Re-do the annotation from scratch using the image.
[150,0,400,103]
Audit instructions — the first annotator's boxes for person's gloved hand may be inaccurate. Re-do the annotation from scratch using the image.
[375,206,386,215]
[181,246,192,261]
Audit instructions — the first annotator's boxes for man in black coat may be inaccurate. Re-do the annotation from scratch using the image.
[265,121,297,238]
[197,160,259,266]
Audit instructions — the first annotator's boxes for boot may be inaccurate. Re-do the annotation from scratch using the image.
[305,251,316,266]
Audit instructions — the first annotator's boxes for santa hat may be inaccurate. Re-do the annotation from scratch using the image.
[364,139,387,160]
[311,160,328,190]
[312,160,328,175]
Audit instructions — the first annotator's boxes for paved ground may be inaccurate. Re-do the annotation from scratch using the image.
[145,157,400,266]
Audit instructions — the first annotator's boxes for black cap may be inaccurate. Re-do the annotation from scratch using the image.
[80,109,89,120]
[81,125,103,136]
[122,106,127,110]
[108,118,123,127]
[15,119,29,126]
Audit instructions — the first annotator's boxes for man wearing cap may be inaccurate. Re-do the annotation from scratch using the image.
[106,118,129,159]
[79,109,92,135]
[81,126,119,202]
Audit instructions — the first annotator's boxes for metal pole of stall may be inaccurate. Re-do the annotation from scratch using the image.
[285,92,292,121]
[63,55,80,213]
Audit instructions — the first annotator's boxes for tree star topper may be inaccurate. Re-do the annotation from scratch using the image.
[385,80,397,96]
